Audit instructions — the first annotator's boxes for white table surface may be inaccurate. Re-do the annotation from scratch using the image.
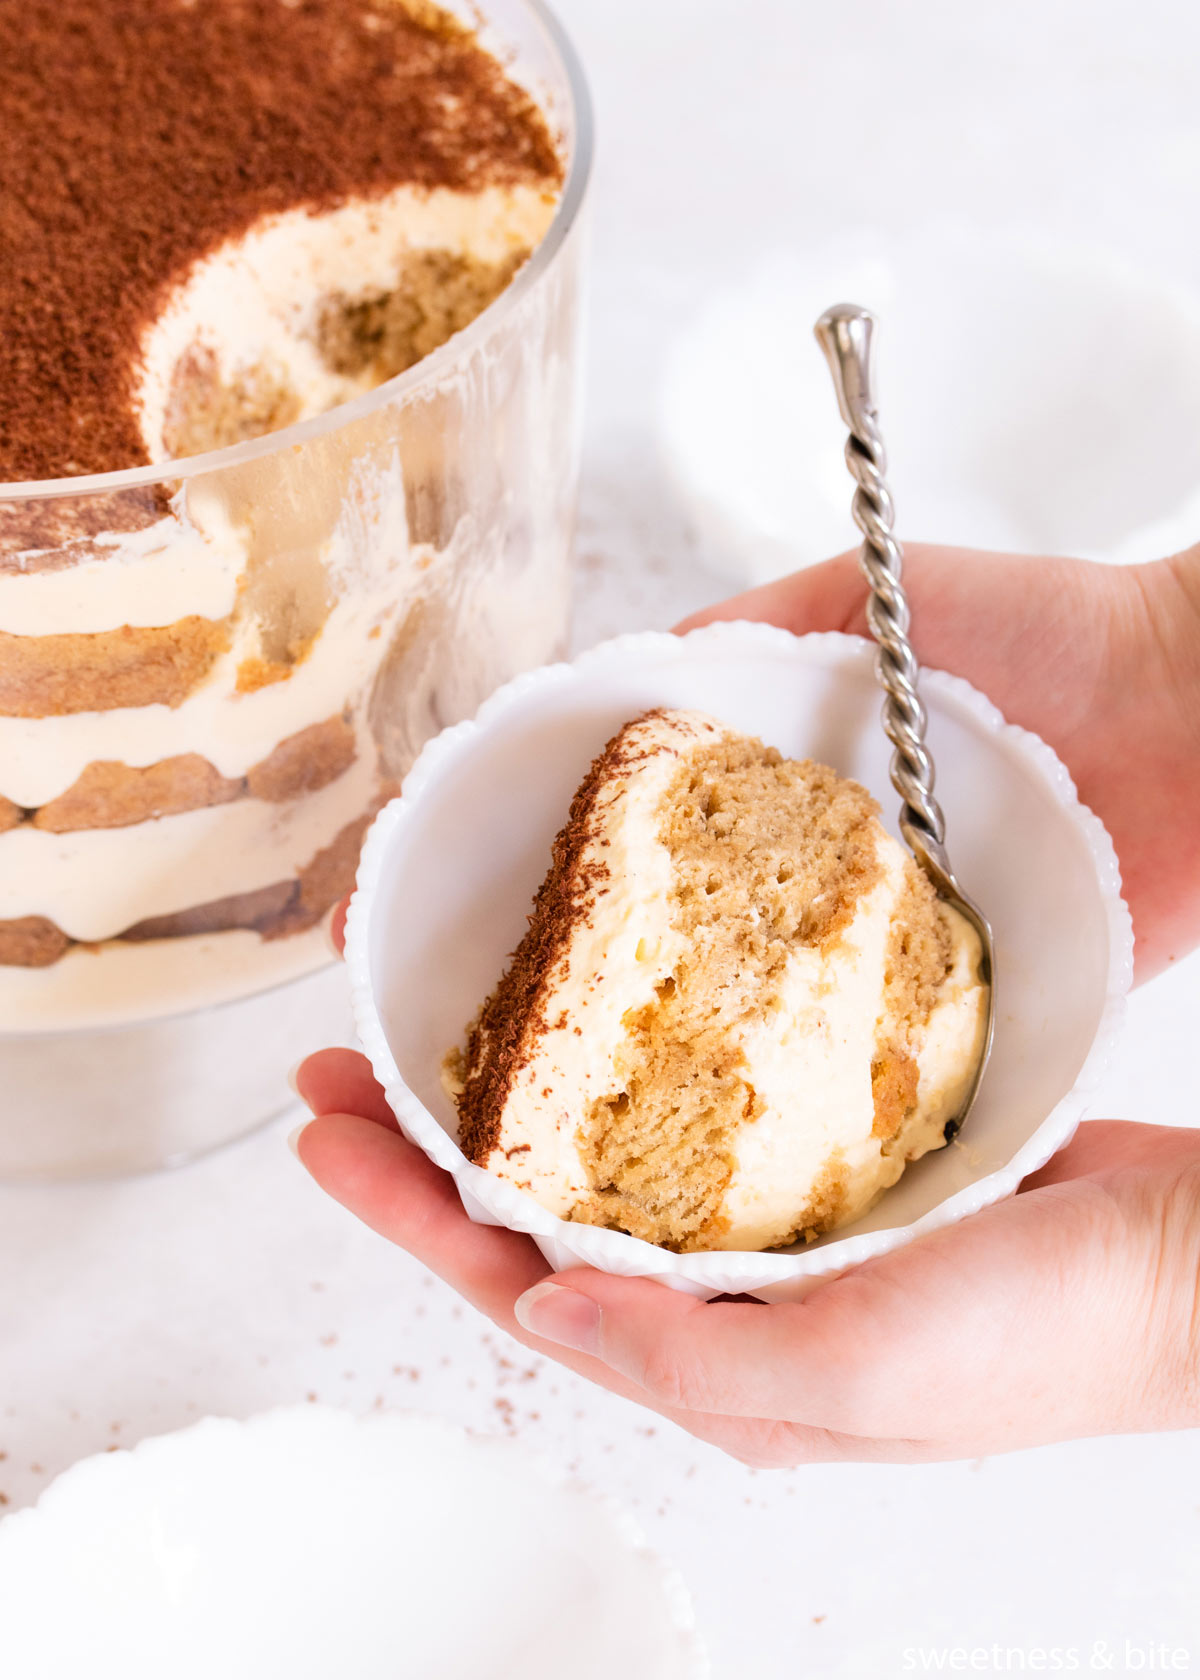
[3,3,1199,1675]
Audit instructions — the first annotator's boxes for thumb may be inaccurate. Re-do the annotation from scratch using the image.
[674,551,867,636]
[513,1267,871,1424]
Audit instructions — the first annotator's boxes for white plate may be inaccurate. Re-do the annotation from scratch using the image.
[0,1407,705,1680]
[347,624,1133,1301]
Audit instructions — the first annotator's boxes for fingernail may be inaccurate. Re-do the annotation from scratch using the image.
[514,1280,601,1357]
[286,1120,311,1162]
[286,1059,306,1099]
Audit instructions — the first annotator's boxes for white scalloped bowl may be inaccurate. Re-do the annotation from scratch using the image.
[0,1407,706,1680]
[347,624,1133,1301]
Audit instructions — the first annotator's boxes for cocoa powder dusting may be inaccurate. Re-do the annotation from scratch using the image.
[0,0,562,482]
[453,720,673,1166]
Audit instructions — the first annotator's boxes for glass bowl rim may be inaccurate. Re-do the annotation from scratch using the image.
[0,0,593,505]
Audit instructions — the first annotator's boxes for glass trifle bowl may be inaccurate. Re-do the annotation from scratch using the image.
[0,0,591,1178]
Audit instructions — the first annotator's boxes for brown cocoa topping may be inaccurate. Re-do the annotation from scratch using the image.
[0,0,562,481]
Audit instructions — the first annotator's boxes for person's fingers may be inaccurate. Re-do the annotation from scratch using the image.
[291,1081,1096,1447]
[513,1169,1150,1452]
[512,1272,968,1462]
[295,1112,1027,1463]
[675,552,867,637]
[297,1089,1175,1456]
[507,1259,918,1436]
[330,896,350,956]
[514,1268,881,1425]
[295,1047,397,1132]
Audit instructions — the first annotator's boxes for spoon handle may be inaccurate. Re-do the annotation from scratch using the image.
[813,303,957,892]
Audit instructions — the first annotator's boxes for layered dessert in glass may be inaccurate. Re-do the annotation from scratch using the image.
[0,0,590,1175]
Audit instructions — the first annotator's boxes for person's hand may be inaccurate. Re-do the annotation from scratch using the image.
[678,544,1200,980]
[294,1047,1200,1465]
[293,544,1200,1465]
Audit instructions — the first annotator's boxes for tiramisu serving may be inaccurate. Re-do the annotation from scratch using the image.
[446,710,989,1253]
[0,0,570,1024]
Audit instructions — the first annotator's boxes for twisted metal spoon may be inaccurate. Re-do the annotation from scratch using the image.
[814,302,994,1138]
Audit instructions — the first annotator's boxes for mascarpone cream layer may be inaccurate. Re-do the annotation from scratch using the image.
[0,597,384,808]
[0,924,333,1035]
[0,732,379,942]
[715,843,985,1250]
[0,515,243,637]
[137,183,556,456]
[0,486,418,809]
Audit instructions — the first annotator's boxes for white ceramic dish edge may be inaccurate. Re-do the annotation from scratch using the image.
[0,1406,708,1680]
[347,624,1134,1301]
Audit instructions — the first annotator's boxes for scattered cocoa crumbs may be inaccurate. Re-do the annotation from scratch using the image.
[0,0,562,482]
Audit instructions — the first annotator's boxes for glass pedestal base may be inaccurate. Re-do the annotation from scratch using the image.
[0,960,352,1182]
